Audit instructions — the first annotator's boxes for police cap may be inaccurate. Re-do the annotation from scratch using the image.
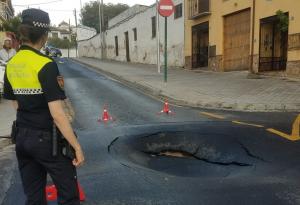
[21,8,50,30]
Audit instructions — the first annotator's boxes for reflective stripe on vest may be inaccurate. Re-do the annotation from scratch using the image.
[6,49,52,95]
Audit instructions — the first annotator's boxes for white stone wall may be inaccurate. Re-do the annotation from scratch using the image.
[74,26,97,41]
[78,0,184,67]
[78,35,102,59]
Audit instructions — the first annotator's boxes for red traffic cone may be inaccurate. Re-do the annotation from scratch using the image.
[159,101,174,115]
[45,182,86,201]
[98,107,113,122]
[45,185,57,201]
[78,182,86,201]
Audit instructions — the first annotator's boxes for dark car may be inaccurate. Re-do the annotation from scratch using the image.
[44,46,62,57]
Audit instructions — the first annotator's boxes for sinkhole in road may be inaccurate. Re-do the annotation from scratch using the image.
[108,130,265,177]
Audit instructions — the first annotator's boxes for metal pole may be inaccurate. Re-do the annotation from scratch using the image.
[74,9,78,57]
[68,18,70,58]
[80,0,82,10]
[156,0,161,73]
[250,0,256,74]
[98,0,103,59]
[164,17,167,83]
[101,0,106,59]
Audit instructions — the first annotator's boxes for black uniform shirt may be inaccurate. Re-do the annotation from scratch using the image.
[3,45,66,131]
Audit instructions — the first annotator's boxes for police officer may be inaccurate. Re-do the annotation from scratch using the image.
[3,9,84,205]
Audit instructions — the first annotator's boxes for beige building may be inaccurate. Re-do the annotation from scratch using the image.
[185,0,300,77]
[0,0,13,26]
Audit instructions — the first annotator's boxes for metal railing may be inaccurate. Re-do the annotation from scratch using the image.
[188,0,210,19]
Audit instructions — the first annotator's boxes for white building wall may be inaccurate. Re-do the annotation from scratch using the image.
[78,35,102,59]
[78,0,184,67]
[74,26,97,41]
[108,5,149,28]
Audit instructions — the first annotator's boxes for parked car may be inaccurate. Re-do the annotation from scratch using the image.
[44,46,62,57]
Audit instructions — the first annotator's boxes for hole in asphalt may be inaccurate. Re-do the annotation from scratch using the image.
[108,129,265,177]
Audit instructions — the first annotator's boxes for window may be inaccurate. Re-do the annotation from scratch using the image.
[115,36,119,56]
[174,3,183,19]
[133,28,137,41]
[151,16,156,38]
[63,36,68,40]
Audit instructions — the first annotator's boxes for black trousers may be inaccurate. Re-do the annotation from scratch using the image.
[15,127,80,205]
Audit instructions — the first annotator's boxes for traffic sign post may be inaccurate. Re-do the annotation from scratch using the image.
[158,0,174,83]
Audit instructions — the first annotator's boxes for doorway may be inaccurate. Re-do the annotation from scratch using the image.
[259,14,288,72]
[124,31,130,62]
[192,22,209,68]
[223,9,251,71]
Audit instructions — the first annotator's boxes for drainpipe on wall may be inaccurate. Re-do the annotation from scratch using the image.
[250,0,256,74]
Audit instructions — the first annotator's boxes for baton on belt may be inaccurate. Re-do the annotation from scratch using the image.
[52,124,58,157]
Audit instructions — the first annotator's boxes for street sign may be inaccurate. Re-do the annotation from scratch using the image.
[158,0,174,17]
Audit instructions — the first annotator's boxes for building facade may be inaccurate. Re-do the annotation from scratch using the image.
[0,0,13,26]
[185,0,300,77]
[49,21,72,41]
[78,1,185,67]
[73,25,97,41]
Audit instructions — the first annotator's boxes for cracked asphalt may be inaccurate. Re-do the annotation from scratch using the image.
[2,58,300,205]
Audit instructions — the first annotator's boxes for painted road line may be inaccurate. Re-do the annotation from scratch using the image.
[232,121,264,128]
[200,112,225,120]
[266,128,300,141]
[292,114,300,137]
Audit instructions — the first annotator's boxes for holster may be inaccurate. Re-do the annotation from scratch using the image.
[10,121,17,144]
[52,125,76,160]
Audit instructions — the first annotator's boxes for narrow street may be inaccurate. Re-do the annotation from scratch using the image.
[2,59,300,205]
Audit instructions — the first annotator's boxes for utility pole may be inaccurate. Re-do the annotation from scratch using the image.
[98,0,103,59]
[74,9,78,57]
[68,18,71,58]
[156,0,161,73]
[80,0,82,10]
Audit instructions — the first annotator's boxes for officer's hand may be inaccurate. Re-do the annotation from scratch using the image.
[73,147,85,167]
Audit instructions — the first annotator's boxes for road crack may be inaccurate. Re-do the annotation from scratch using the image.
[142,149,252,167]
[237,141,267,162]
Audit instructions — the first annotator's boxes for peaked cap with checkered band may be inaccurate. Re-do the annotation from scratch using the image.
[21,8,50,31]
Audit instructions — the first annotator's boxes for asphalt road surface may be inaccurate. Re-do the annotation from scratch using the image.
[2,58,300,205]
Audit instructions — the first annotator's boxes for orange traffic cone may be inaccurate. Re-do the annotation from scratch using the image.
[159,101,173,115]
[98,107,113,122]
[46,182,86,201]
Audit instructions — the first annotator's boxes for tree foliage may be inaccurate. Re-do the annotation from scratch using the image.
[2,15,21,36]
[47,36,76,49]
[80,2,129,32]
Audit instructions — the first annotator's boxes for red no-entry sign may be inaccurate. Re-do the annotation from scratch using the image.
[158,0,175,17]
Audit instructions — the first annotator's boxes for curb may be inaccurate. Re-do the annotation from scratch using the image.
[70,58,300,112]
[0,138,11,150]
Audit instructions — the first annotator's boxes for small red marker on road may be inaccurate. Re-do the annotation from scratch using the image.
[98,106,114,123]
[158,101,175,115]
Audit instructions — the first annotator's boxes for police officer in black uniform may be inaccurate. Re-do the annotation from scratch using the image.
[3,9,84,205]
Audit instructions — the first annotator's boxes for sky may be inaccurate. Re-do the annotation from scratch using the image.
[12,0,155,26]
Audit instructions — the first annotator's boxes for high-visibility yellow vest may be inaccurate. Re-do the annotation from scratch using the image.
[6,49,52,95]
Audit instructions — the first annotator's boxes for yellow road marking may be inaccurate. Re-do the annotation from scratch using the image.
[292,114,300,137]
[232,120,264,128]
[266,114,300,141]
[200,112,225,120]
[266,128,300,141]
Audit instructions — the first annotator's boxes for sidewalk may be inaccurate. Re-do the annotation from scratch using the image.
[0,99,15,137]
[0,99,16,205]
[73,57,300,112]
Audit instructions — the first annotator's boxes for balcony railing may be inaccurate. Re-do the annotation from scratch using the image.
[188,0,210,19]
